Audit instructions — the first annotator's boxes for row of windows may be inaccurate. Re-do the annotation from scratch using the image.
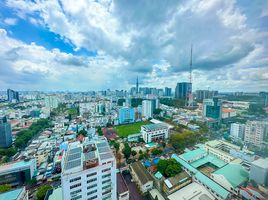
[70,183,81,189]
[87,195,97,200]
[102,179,110,185]
[70,177,81,183]
[87,172,97,178]
[102,185,110,190]
[70,189,81,195]
[71,195,82,200]
[102,168,110,173]
[102,174,110,179]
[87,189,97,196]
[87,184,97,190]
[87,178,97,184]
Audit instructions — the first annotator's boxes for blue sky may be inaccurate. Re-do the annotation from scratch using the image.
[0,0,267,92]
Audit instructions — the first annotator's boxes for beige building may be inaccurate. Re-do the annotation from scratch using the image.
[130,161,153,194]
[244,121,268,146]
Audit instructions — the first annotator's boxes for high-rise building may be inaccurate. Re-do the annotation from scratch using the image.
[196,90,218,101]
[61,137,116,200]
[230,123,245,141]
[142,100,153,119]
[118,107,135,124]
[0,116,12,148]
[175,82,192,99]
[45,95,59,109]
[244,121,268,145]
[7,89,19,103]
[202,97,222,121]
[164,87,172,96]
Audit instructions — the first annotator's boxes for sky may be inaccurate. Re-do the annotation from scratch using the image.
[0,0,267,92]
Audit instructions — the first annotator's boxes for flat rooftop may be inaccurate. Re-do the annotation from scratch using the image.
[0,159,34,174]
[142,123,168,131]
[168,182,214,200]
[62,137,114,174]
[251,158,268,168]
[0,187,25,199]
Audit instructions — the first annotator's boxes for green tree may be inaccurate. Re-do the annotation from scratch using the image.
[153,108,162,115]
[122,143,131,160]
[78,129,87,137]
[151,148,162,155]
[131,150,137,156]
[114,142,120,152]
[37,185,52,200]
[165,163,181,177]
[0,184,11,193]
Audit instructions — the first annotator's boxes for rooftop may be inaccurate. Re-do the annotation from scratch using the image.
[213,163,249,188]
[0,159,34,174]
[191,155,227,169]
[180,148,207,162]
[117,173,129,194]
[62,137,114,174]
[167,182,214,200]
[130,161,153,185]
[0,187,25,200]
[251,158,268,168]
[142,123,168,131]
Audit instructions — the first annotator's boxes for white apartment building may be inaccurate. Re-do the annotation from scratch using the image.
[45,95,59,109]
[244,121,268,146]
[141,123,168,143]
[61,137,116,200]
[142,100,152,119]
[230,123,245,140]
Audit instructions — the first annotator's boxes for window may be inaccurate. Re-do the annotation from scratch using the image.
[87,184,97,190]
[102,179,110,184]
[87,178,97,183]
[70,183,81,189]
[102,174,110,179]
[71,195,82,200]
[102,185,110,190]
[102,190,111,195]
[70,189,81,195]
[87,189,97,196]
[87,195,97,200]
[70,177,81,183]
[87,172,97,177]
[102,168,110,173]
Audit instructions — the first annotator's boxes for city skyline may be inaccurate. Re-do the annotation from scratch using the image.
[0,0,267,92]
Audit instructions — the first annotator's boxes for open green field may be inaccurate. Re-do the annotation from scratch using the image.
[114,121,152,137]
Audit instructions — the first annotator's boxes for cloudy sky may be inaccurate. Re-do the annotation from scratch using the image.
[0,0,267,92]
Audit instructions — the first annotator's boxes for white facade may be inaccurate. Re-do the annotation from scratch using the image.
[45,95,59,109]
[244,121,268,145]
[230,123,245,140]
[142,100,152,119]
[61,138,116,200]
[141,124,168,143]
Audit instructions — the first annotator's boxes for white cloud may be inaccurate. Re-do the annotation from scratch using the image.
[3,17,18,25]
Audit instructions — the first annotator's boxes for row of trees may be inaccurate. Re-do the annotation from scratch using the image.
[160,98,185,108]
[15,119,51,149]
[170,130,204,149]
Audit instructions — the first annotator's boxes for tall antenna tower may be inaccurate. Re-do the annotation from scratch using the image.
[187,44,193,108]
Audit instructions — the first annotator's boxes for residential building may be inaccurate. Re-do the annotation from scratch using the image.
[175,82,192,99]
[142,100,153,119]
[230,123,245,141]
[244,121,268,146]
[249,158,268,187]
[7,89,19,102]
[0,116,12,148]
[164,87,172,97]
[118,107,135,124]
[117,173,129,200]
[141,123,168,143]
[45,95,59,109]
[0,187,28,200]
[61,137,116,200]
[129,162,153,194]
[196,90,218,101]
[0,159,36,186]
[222,108,236,119]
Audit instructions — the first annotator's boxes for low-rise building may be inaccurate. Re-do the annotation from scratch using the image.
[141,123,168,143]
[129,161,153,194]
[0,159,36,186]
[0,187,28,200]
[117,173,129,200]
